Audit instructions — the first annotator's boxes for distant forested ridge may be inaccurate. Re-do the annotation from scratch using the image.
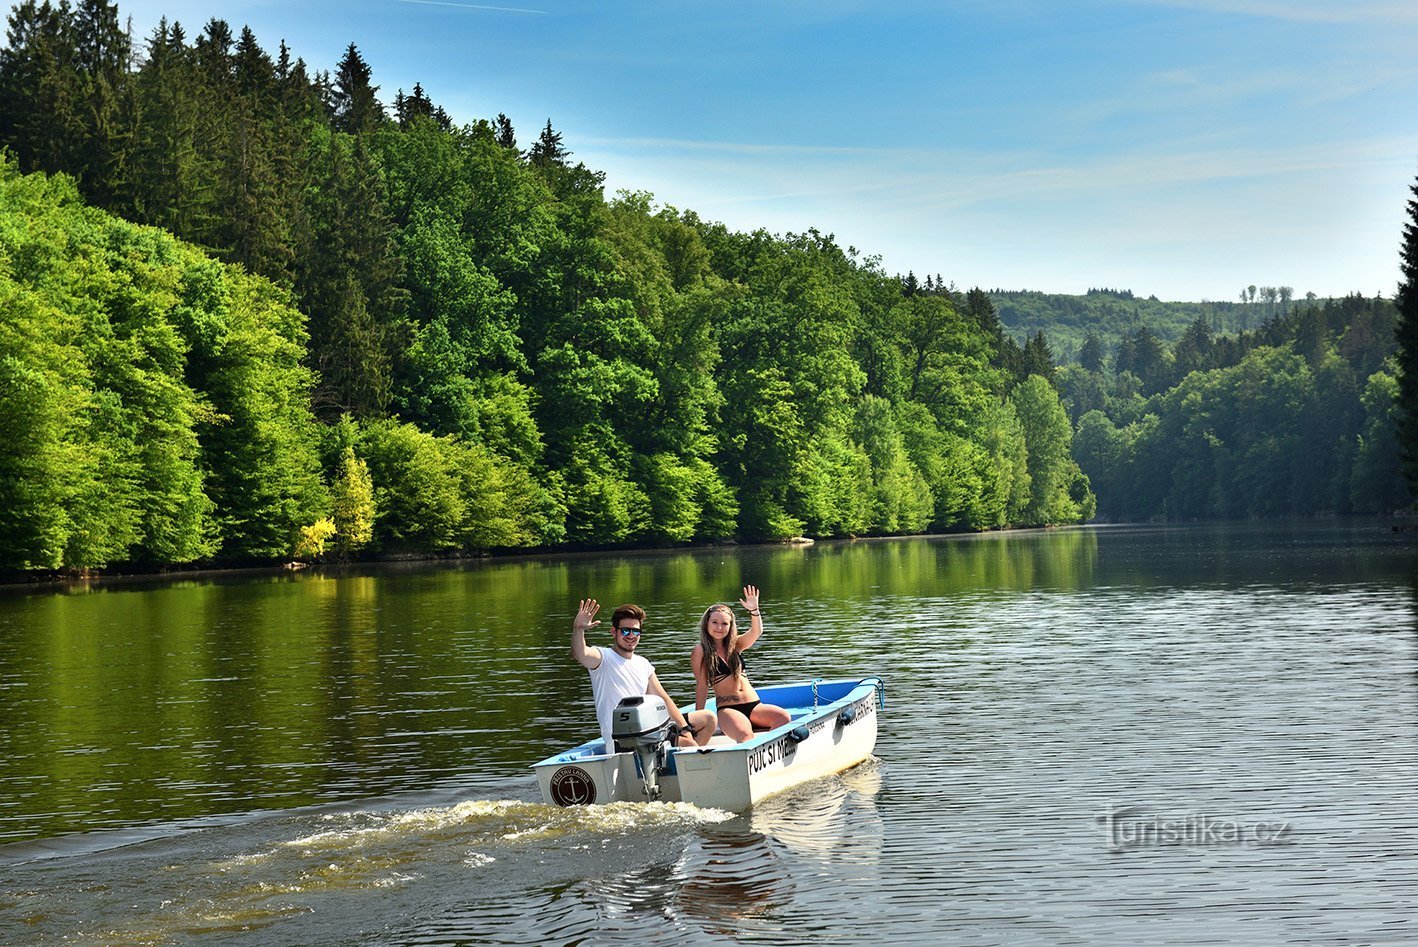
[0,1,1096,571]
[0,2,1408,574]
[990,286,1336,364]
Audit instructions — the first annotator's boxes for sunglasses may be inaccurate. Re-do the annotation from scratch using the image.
[616,626,643,638]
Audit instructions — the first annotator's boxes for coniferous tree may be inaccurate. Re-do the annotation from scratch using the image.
[230,25,273,98]
[962,286,1023,386]
[298,130,407,418]
[180,18,238,251]
[1396,171,1418,499]
[527,118,568,167]
[122,20,196,231]
[0,0,86,177]
[213,26,296,283]
[331,42,382,134]
[1022,331,1056,383]
[1172,317,1214,380]
[192,17,233,86]
[71,0,128,205]
[274,42,319,121]
[1079,331,1105,373]
[1124,326,1170,394]
[394,81,448,129]
[494,112,517,151]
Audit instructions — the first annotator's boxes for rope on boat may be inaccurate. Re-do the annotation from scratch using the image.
[862,676,886,709]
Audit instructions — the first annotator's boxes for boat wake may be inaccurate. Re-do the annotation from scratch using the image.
[276,798,734,851]
[0,796,738,945]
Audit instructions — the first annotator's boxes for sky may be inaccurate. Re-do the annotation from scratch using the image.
[21,0,1418,300]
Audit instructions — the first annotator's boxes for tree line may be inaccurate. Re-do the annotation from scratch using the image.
[1061,296,1410,519]
[0,1,1094,572]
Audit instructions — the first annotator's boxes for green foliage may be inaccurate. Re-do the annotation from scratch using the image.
[0,159,329,567]
[1059,285,1405,521]
[356,418,540,552]
[330,445,375,555]
[297,127,406,418]
[851,396,933,534]
[0,165,211,568]
[176,262,328,560]
[1072,410,1124,516]
[1350,368,1412,512]
[1081,346,1384,520]
[1011,375,1089,525]
[293,517,336,559]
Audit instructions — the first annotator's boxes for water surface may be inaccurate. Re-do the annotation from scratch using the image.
[1,522,1415,944]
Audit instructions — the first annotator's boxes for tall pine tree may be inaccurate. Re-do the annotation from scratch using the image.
[331,42,382,135]
[1395,170,1418,502]
[0,0,86,178]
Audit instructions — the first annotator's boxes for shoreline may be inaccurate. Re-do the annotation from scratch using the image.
[2,514,1411,594]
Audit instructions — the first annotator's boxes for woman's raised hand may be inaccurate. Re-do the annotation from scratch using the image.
[740,585,760,613]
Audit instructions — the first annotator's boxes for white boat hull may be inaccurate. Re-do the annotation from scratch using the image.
[532,678,883,811]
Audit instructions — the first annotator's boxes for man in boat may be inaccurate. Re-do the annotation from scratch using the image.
[571,599,716,752]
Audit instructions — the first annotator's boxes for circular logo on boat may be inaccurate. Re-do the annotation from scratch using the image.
[549,766,596,806]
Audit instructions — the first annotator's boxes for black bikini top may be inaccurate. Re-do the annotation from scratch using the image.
[708,648,746,685]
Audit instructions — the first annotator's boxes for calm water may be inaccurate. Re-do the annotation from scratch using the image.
[1,522,1416,945]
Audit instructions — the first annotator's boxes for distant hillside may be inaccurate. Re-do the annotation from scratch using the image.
[989,288,1317,363]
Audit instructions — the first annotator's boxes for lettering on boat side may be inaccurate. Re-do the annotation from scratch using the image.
[848,695,876,720]
[747,733,800,775]
[549,765,596,806]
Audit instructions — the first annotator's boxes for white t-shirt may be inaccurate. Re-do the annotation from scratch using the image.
[588,648,654,751]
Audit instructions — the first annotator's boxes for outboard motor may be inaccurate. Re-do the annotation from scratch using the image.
[610,695,675,800]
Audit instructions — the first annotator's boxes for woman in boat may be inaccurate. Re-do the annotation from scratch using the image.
[692,585,792,742]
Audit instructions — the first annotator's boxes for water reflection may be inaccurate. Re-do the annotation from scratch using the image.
[671,830,796,935]
[748,759,883,864]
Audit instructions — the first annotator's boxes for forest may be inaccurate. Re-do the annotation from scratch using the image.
[1058,297,1409,520]
[0,1,1409,574]
[991,285,1318,363]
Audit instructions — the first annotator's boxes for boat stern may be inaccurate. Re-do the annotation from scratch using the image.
[532,742,686,806]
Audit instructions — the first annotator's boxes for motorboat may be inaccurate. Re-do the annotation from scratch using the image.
[532,677,884,812]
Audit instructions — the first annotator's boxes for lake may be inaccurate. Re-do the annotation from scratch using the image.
[1,522,1415,944]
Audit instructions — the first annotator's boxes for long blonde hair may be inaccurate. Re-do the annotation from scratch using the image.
[697,603,741,682]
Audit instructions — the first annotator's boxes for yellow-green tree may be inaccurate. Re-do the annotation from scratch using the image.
[331,445,375,556]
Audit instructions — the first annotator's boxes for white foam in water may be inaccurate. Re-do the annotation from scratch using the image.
[281,798,734,850]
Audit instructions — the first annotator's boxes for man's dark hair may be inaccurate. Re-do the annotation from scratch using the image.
[611,604,645,628]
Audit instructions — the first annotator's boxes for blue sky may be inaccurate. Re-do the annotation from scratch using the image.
[43,0,1418,300]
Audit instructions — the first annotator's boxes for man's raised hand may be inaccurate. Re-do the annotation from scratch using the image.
[574,598,601,632]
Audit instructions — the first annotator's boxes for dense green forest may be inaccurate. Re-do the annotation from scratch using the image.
[0,1,1097,571]
[1061,296,1410,519]
[0,1,1410,574]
